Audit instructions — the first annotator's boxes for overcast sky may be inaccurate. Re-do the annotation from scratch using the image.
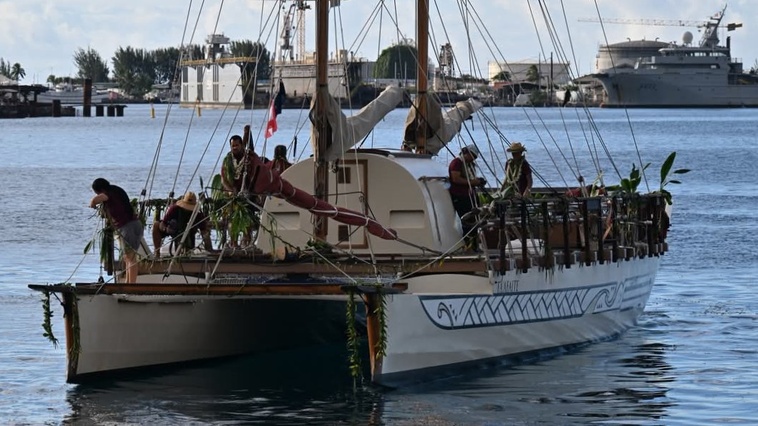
[2,0,755,84]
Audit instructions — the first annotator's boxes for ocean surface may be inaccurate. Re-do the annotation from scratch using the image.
[1,104,756,425]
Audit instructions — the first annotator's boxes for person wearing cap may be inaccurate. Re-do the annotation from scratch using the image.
[90,178,144,283]
[152,191,213,258]
[503,142,532,197]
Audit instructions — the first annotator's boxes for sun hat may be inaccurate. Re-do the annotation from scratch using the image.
[462,144,480,158]
[507,142,526,153]
[176,191,198,210]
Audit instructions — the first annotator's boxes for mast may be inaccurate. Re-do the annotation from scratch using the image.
[313,0,330,241]
[414,0,429,154]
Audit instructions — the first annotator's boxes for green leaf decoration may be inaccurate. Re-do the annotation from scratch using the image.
[660,152,676,184]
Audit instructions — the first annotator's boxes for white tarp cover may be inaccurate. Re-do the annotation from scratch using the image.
[310,86,405,162]
[402,96,482,156]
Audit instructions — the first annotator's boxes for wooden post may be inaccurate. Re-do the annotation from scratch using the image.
[62,292,79,380]
[313,0,330,242]
[104,227,115,275]
[541,201,552,268]
[83,78,92,117]
[581,200,591,265]
[520,200,528,272]
[562,200,571,267]
[498,202,506,275]
[611,197,620,262]
[52,100,61,117]
[95,105,104,116]
[364,293,383,383]
[592,198,605,264]
[414,0,429,154]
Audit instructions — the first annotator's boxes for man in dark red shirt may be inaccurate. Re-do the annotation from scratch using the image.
[448,145,486,251]
[90,178,144,283]
[448,144,485,219]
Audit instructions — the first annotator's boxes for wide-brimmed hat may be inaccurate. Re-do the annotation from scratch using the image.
[507,142,526,153]
[462,144,480,158]
[176,191,198,210]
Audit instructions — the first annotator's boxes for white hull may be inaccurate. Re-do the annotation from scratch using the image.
[374,256,658,385]
[60,254,658,384]
[67,293,348,381]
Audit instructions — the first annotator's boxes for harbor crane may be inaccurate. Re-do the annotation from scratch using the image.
[280,0,310,62]
[577,17,742,31]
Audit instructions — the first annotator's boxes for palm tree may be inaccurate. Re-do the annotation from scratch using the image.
[525,65,539,84]
[492,71,511,82]
[10,63,26,83]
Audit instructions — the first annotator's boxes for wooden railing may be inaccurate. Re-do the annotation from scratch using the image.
[480,193,668,272]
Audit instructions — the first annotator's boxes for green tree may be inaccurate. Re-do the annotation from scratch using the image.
[526,64,540,83]
[152,47,181,87]
[184,44,204,61]
[529,89,547,106]
[112,46,156,97]
[74,47,110,82]
[10,63,25,82]
[229,40,270,108]
[229,40,270,80]
[374,44,419,80]
[0,58,10,77]
[492,71,511,82]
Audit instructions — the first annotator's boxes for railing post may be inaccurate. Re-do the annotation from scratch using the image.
[562,200,571,268]
[498,202,506,275]
[611,197,620,262]
[541,201,552,268]
[520,200,528,272]
[581,199,591,265]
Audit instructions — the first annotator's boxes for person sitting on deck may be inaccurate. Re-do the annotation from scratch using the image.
[152,191,212,258]
[270,144,292,174]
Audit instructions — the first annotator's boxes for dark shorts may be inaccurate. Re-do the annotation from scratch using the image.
[118,220,144,252]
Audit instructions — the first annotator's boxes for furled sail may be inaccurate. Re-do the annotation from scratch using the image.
[310,86,405,163]
[245,154,397,240]
[403,96,483,155]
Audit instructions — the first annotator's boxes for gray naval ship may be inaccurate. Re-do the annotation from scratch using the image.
[593,6,758,108]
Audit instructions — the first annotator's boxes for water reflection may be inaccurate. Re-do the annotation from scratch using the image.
[61,324,678,425]
[382,328,676,425]
[63,343,384,425]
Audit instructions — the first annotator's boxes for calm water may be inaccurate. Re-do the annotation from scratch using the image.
[1,105,757,425]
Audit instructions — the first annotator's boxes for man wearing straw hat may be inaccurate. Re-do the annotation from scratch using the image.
[503,142,532,197]
[152,191,212,258]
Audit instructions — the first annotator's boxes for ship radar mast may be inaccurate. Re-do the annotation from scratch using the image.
[438,43,455,78]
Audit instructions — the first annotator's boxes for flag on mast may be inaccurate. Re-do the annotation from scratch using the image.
[265,100,277,139]
[265,80,285,139]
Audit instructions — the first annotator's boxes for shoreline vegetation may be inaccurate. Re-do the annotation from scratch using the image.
[2,38,592,112]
